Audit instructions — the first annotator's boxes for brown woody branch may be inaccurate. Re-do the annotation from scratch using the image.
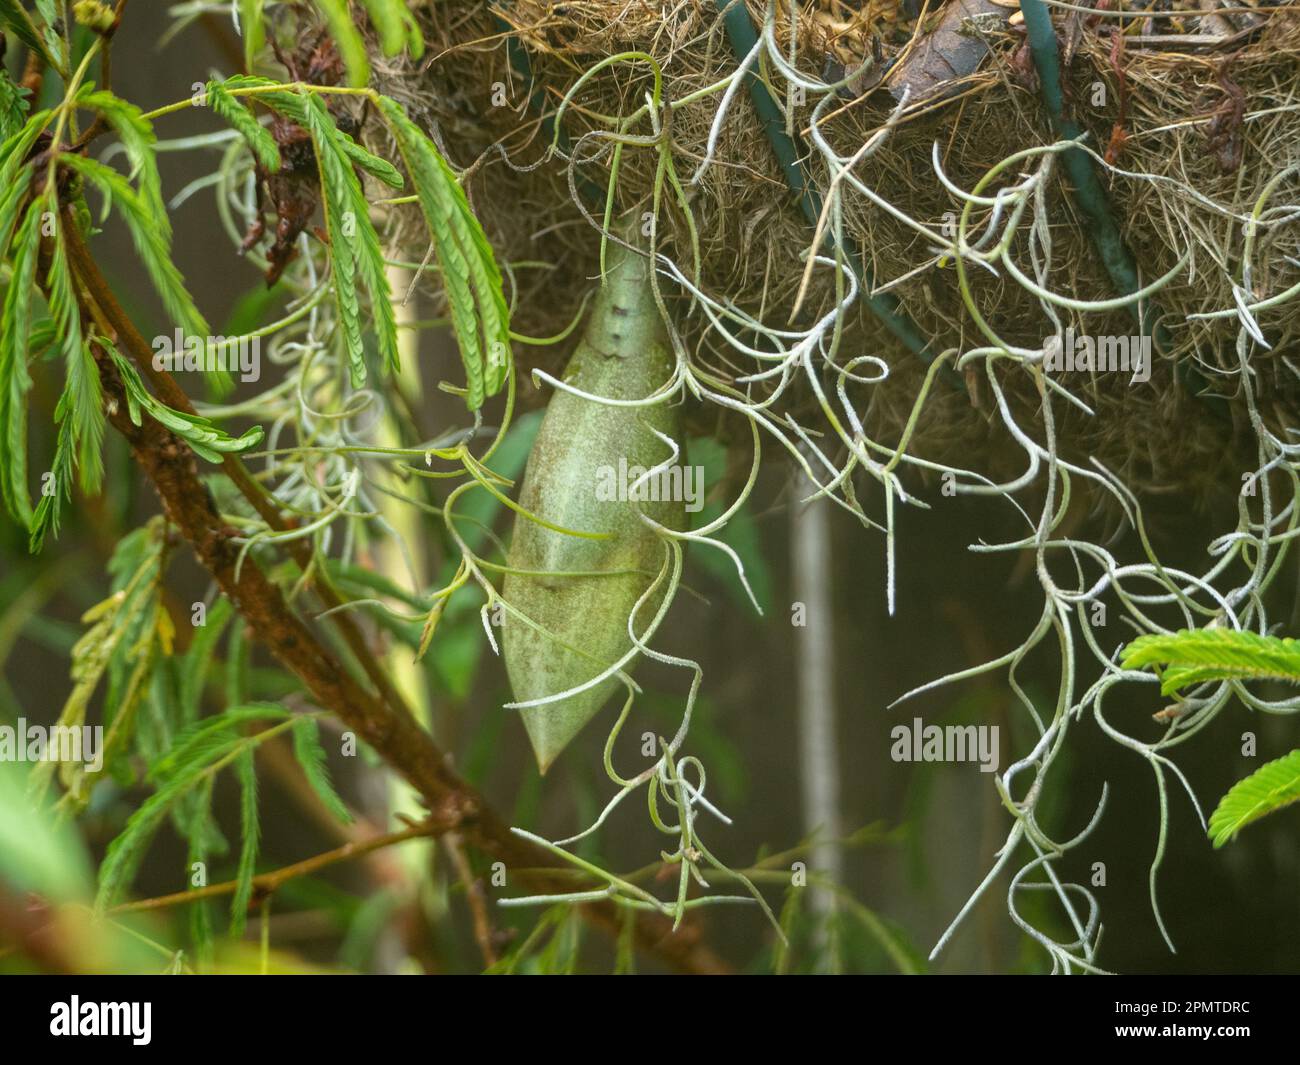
[110,817,449,915]
[61,214,420,736]
[61,212,729,976]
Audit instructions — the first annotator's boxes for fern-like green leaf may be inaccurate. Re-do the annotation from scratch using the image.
[79,90,169,240]
[1208,750,1300,847]
[1121,628,1300,696]
[376,95,511,410]
[301,93,398,383]
[206,80,280,172]
[0,112,48,264]
[148,704,290,781]
[60,154,209,339]
[315,0,371,87]
[0,199,42,530]
[103,339,264,461]
[31,201,106,551]
[291,716,352,824]
[96,704,289,909]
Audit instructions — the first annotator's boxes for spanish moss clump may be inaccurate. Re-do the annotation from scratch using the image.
[365,1,1300,504]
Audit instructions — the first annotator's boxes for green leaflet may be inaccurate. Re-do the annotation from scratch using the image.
[206,80,280,172]
[230,747,260,937]
[315,0,370,87]
[0,68,30,141]
[1208,750,1300,847]
[104,339,264,461]
[338,132,404,190]
[0,200,42,529]
[360,0,424,59]
[179,596,234,723]
[102,523,168,769]
[32,0,66,70]
[376,95,511,410]
[1121,628,1300,696]
[60,154,209,339]
[0,107,51,183]
[32,199,106,551]
[300,93,398,383]
[0,161,32,261]
[291,716,352,824]
[187,776,217,968]
[225,620,249,707]
[30,591,123,801]
[238,0,265,72]
[29,548,171,807]
[0,0,61,73]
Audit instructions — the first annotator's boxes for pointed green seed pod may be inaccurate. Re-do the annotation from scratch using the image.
[503,235,684,772]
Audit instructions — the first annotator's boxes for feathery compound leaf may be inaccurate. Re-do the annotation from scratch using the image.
[230,747,260,937]
[96,752,216,908]
[1208,750,1300,847]
[206,80,280,171]
[103,339,264,461]
[291,717,352,824]
[51,207,103,498]
[0,114,49,253]
[32,202,105,551]
[376,95,511,410]
[148,704,290,781]
[96,704,289,908]
[315,0,370,87]
[304,100,362,383]
[0,199,42,530]
[1121,628,1300,696]
[60,154,209,338]
[78,90,168,240]
[301,93,398,383]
